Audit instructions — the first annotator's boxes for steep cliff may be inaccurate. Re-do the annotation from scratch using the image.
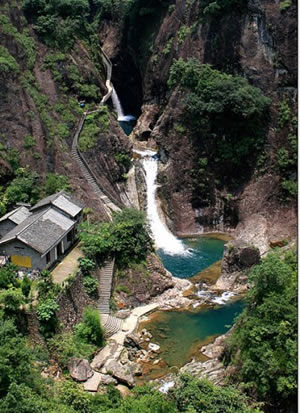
[0,1,131,218]
[110,0,297,248]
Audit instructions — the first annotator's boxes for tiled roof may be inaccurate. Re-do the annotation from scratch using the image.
[0,207,75,255]
[0,206,31,225]
[30,191,83,218]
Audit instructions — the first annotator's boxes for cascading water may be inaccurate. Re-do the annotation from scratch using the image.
[111,88,136,122]
[135,149,190,256]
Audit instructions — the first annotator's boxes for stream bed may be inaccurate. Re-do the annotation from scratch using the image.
[140,300,245,369]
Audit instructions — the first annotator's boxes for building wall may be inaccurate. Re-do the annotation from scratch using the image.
[0,220,17,239]
[0,240,44,269]
[0,227,77,270]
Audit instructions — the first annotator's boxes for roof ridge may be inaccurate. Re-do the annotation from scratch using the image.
[16,207,51,238]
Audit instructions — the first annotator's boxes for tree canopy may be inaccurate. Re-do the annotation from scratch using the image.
[224,248,297,410]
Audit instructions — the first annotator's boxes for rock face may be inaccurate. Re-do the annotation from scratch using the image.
[222,241,260,273]
[105,360,135,388]
[68,358,94,382]
[213,240,260,293]
[105,0,297,243]
[115,253,175,308]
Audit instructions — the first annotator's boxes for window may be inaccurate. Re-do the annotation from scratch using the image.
[46,251,51,264]
[67,231,72,242]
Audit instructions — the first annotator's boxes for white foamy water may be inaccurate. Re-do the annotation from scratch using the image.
[159,381,175,394]
[211,291,235,305]
[136,150,189,256]
[111,88,136,122]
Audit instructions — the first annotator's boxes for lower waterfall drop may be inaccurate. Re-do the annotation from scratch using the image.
[136,149,190,256]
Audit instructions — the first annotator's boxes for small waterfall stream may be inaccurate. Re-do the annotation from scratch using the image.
[111,88,136,122]
[135,149,189,256]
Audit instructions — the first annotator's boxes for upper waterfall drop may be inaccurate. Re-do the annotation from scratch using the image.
[111,88,136,122]
[136,150,190,256]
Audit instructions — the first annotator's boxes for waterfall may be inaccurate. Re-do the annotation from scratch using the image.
[135,149,190,256]
[111,88,136,122]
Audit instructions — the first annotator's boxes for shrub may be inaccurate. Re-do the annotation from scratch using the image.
[200,0,247,17]
[3,169,41,208]
[0,264,18,289]
[79,258,96,274]
[0,46,20,74]
[280,0,292,10]
[114,153,131,171]
[225,250,297,408]
[75,307,105,346]
[79,208,152,267]
[168,59,271,187]
[281,179,297,198]
[24,135,36,149]
[36,298,59,322]
[44,173,70,195]
[177,25,191,45]
[0,287,25,316]
[278,100,290,127]
[83,276,98,297]
[48,332,96,369]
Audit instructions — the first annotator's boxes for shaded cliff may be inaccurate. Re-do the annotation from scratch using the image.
[109,0,297,247]
[0,1,131,218]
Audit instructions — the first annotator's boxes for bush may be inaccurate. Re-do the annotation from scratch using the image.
[79,111,108,152]
[24,135,36,149]
[44,173,70,195]
[75,307,105,347]
[225,250,297,409]
[0,46,20,74]
[114,153,132,175]
[79,258,96,274]
[48,332,96,369]
[168,59,271,188]
[79,208,152,267]
[36,298,59,322]
[280,0,292,11]
[0,264,18,289]
[200,0,247,17]
[83,276,98,297]
[278,100,290,127]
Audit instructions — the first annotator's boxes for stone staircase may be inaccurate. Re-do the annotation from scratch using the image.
[70,50,124,338]
[97,260,114,314]
[97,259,123,336]
[101,313,123,337]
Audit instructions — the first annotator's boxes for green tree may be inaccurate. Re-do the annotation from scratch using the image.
[75,307,104,346]
[79,208,152,267]
[44,173,70,195]
[0,264,18,289]
[0,288,25,317]
[170,374,261,412]
[225,249,297,409]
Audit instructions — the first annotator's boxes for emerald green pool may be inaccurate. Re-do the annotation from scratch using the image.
[143,300,245,368]
[158,237,225,279]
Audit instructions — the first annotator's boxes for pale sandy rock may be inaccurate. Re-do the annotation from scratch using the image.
[148,343,160,352]
[68,358,93,382]
[84,371,102,391]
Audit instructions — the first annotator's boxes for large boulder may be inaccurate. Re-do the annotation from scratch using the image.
[105,360,135,387]
[124,333,141,349]
[213,240,261,293]
[68,358,94,382]
[222,240,260,273]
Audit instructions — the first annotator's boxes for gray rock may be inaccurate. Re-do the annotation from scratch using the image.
[101,374,118,385]
[106,360,135,387]
[68,358,94,382]
[84,371,102,391]
[124,333,141,349]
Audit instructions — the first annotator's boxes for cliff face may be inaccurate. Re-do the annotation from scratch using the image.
[114,0,297,246]
[0,2,130,218]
